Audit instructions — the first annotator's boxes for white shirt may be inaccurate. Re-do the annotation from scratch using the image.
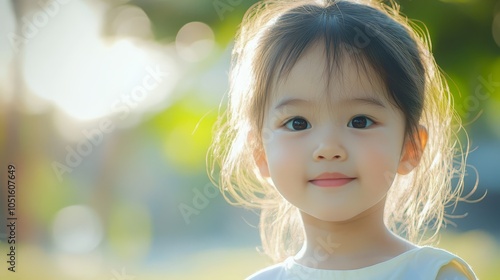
[246,246,476,280]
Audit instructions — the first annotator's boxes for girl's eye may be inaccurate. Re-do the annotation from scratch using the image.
[348,116,374,129]
[284,117,311,131]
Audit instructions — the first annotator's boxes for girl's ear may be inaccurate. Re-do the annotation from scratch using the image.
[254,147,270,178]
[397,125,428,175]
[249,133,271,178]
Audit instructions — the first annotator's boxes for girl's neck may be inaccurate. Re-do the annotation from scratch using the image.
[294,199,416,270]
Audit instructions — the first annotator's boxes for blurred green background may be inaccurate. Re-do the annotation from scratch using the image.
[0,0,499,279]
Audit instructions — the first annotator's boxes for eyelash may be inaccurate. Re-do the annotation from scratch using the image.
[283,117,311,131]
[282,115,376,131]
[348,115,375,129]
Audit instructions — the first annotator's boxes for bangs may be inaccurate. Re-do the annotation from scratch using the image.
[270,41,384,104]
[268,9,371,92]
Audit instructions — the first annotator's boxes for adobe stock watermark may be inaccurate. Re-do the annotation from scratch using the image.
[457,74,500,122]
[178,182,219,225]
[110,267,135,280]
[261,106,294,145]
[8,0,73,53]
[51,65,168,182]
[344,20,393,56]
[213,0,243,21]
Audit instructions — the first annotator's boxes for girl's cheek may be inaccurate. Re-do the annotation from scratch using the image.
[268,135,296,157]
[265,134,305,168]
[360,136,402,180]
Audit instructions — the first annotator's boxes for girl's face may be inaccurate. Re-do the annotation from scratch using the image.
[257,44,415,222]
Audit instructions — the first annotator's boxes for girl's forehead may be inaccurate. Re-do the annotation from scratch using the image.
[269,44,390,107]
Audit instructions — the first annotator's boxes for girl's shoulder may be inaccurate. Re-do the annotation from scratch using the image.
[245,246,476,280]
[409,246,476,279]
[245,261,288,280]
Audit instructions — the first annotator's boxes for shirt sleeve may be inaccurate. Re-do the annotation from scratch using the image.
[412,247,477,280]
[435,259,477,280]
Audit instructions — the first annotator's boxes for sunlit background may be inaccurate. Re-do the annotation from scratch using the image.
[0,0,499,279]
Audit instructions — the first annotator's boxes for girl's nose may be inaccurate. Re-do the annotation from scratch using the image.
[313,144,347,161]
[312,132,347,161]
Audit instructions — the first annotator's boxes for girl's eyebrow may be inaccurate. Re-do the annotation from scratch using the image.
[273,98,311,110]
[348,97,386,108]
[273,96,386,110]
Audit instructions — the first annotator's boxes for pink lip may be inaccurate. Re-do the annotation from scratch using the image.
[309,172,356,188]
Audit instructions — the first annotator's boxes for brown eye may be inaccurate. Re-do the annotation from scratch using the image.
[348,116,374,128]
[285,117,311,131]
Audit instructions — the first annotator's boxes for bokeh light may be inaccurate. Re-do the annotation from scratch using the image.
[22,0,178,121]
[493,13,500,48]
[176,21,215,62]
[108,4,153,39]
[52,205,103,253]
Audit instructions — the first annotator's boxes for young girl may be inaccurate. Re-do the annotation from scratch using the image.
[209,0,477,279]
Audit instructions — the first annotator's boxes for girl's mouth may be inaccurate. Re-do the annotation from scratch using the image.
[309,172,356,187]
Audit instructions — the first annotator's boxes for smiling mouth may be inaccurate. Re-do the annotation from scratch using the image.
[309,172,356,187]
